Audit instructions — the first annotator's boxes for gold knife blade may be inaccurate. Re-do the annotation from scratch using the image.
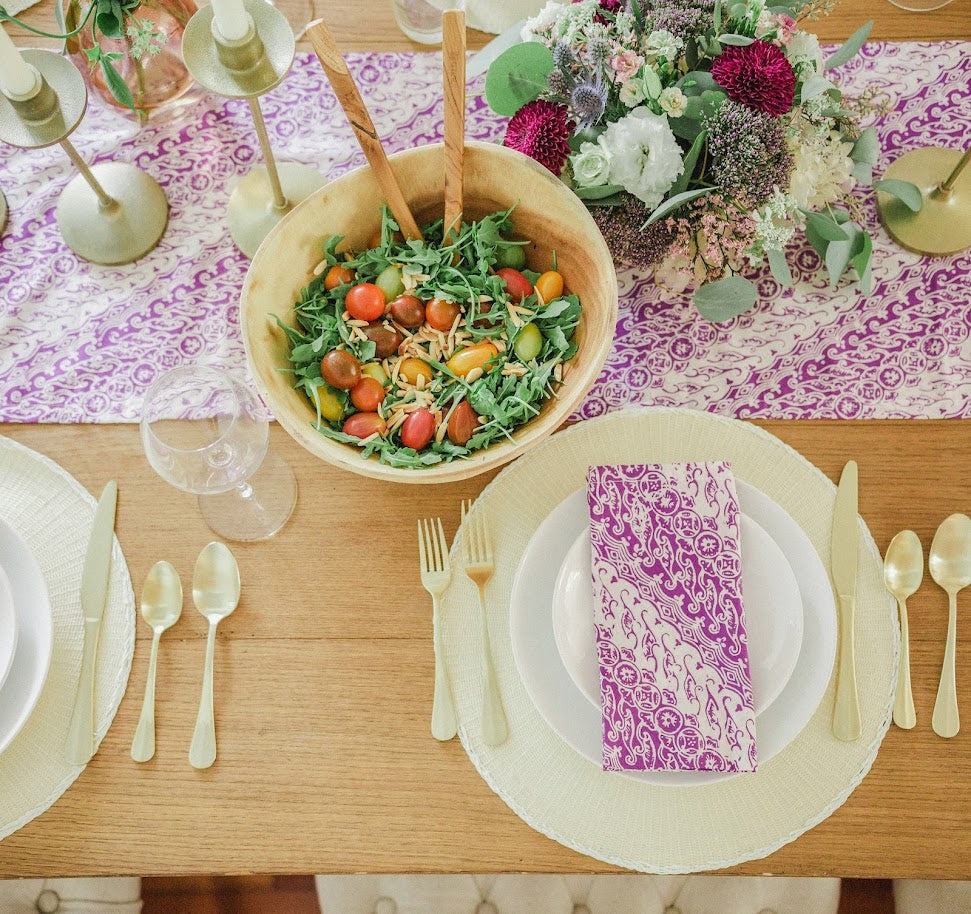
[66,481,118,765]
[832,460,861,741]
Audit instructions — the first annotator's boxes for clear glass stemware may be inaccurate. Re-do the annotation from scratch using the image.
[140,365,297,542]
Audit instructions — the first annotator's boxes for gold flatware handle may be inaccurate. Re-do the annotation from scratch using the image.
[66,617,101,765]
[833,593,861,741]
[932,591,960,738]
[893,597,916,730]
[430,594,457,741]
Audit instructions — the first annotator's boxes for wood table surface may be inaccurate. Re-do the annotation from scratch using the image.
[3,0,971,883]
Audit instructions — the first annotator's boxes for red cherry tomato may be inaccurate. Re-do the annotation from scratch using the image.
[497,267,533,303]
[389,294,426,329]
[343,411,387,439]
[426,298,461,332]
[350,376,386,412]
[447,401,479,446]
[345,283,387,321]
[400,408,436,450]
[320,350,362,390]
[324,264,355,290]
[364,322,403,359]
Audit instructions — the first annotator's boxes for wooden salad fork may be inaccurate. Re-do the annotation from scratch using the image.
[461,499,509,747]
[417,517,458,741]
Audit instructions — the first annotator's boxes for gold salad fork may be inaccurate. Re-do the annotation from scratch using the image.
[418,517,458,741]
[462,499,509,747]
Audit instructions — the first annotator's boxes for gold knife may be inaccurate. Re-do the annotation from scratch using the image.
[832,460,862,741]
[66,481,118,765]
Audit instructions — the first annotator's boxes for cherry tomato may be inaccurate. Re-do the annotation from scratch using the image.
[497,267,533,303]
[308,384,343,422]
[389,294,426,329]
[343,412,387,439]
[513,322,543,361]
[324,264,355,290]
[426,298,461,332]
[350,375,386,412]
[361,362,389,385]
[473,300,497,330]
[345,283,387,322]
[367,228,404,250]
[364,322,403,359]
[375,265,405,301]
[495,241,527,270]
[397,358,433,385]
[400,408,436,450]
[447,400,479,446]
[320,350,362,390]
[534,270,564,304]
[446,342,499,378]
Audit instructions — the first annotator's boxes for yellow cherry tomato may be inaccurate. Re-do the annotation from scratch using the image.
[308,384,343,422]
[446,342,499,378]
[398,357,433,385]
[534,270,564,304]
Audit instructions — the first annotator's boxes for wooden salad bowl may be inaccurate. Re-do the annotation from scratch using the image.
[240,140,619,484]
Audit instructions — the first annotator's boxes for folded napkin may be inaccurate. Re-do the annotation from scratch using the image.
[586,462,757,773]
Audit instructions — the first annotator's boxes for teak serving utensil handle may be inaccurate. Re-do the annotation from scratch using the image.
[442,9,466,239]
[307,19,423,242]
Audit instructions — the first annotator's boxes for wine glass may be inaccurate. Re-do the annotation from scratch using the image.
[884,0,954,10]
[140,365,297,542]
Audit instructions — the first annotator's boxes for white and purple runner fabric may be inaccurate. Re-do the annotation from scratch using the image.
[0,42,969,423]
[586,462,757,773]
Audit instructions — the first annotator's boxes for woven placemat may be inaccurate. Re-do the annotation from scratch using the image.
[440,407,897,873]
[0,434,135,841]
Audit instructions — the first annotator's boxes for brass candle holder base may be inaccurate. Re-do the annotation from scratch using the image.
[182,0,325,259]
[0,189,7,235]
[877,146,971,256]
[0,50,168,265]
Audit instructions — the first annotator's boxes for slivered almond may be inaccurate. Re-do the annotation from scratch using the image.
[347,319,369,328]
[358,432,379,445]
[313,259,328,277]
[464,367,484,383]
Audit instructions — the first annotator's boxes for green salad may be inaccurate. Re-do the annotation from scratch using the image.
[280,206,582,469]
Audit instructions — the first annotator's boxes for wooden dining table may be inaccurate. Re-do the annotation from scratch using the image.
[2,0,971,882]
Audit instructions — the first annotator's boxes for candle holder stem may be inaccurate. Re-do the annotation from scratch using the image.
[247,96,287,210]
[59,138,117,211]
[939,146,971,196]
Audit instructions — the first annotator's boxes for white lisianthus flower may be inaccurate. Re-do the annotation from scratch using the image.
[619,79,647,107]
[786,30,825,73]
[643,29,683,61]
[602,108,685,208]
[570,137,613,188]
[658,86,687,118]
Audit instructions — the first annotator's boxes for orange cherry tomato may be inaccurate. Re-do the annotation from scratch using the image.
[320,350,362,390]
[343,412,387,439]
[324,264,355,290]
[534,270,564,303]
[350,375,386,412]
[389,294,426,329]
[401,408,436,450]
[446,342,499,378]
[345,283,387,322]
[397,358,433,385]
[497,267,533,303]
[447,400,479,446]
[426,298,461,332]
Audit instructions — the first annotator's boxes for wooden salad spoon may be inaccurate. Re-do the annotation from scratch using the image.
[442,9,466,240]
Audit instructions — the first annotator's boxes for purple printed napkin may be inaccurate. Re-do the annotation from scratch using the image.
[586,463,757,773]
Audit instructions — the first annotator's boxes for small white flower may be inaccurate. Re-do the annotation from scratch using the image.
[788,127,855,208]
[658,86,687,118]
[643,29,683,61]
[786,30,825,73]
[521,0,570,43]
[601,108,685,208]
[619,80,647,107]
[570,137,613,188]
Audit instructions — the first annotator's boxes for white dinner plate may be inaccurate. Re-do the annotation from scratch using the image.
[553,508,804,716]
[509,478,838,787]
[0,516,54,756]
[0,564,17,693]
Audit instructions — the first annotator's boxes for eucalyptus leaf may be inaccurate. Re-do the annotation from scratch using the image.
[802,210,849,242]
[693,277,758,323]
[873,178,923,212]
[804,220,830,259]
[670,130,707,196]
[642,66,662,100]
[713,0,722,32]
[824,223,863,287]
[852,161,873,185]
[800,75,837,102]
[643,187,713,227]
[719,33,755,45]
[573,183,625,200]
[485,42,555,117]
[100,57,133,108]
[825,20,873,71]
[851,127,879,166]
[852,230,873,294]
[767,248,793,287]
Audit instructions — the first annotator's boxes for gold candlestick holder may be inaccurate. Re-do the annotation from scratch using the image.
[0,188,6,234]
[877,146,971,256]
[182,0,325,258]
[0,50,168,265]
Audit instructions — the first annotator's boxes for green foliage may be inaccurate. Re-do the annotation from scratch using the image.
[825,21,873,71]
[693,277,758,323]
[485,42,555,117]
[643,187,714,227]
[873,179,923,212]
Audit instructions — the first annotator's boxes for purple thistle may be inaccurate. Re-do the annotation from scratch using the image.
[548,69,572,97]
[552,41,577,70]
[571,79,607,130]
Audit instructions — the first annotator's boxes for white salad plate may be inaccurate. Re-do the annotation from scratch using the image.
[0,516,54,756]
[0,564,17,693]
[509,479,838,787]
[553,509,804,716]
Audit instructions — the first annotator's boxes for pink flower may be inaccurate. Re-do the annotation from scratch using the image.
[610,49,644,83]
[503,99,574,175]
[711,41,796,118]
[774,14,797,46]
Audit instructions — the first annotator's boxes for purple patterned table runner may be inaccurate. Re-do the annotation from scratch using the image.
[587,463,757,773]
[0,43,969,424]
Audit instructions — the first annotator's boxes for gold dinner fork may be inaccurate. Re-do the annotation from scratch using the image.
[418,517,458,741]
[462,499,509,747]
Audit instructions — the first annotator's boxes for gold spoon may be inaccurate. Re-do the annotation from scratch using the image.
[884,531,923,730]
[929,513,971,738]
[189,542,241,769]
[131,561,183,762]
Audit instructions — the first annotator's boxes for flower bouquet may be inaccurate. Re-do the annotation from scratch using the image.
[485,0,921,320]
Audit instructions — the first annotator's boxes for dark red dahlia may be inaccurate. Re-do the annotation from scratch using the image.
[711,41,796,117]
[503,99,574,175]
